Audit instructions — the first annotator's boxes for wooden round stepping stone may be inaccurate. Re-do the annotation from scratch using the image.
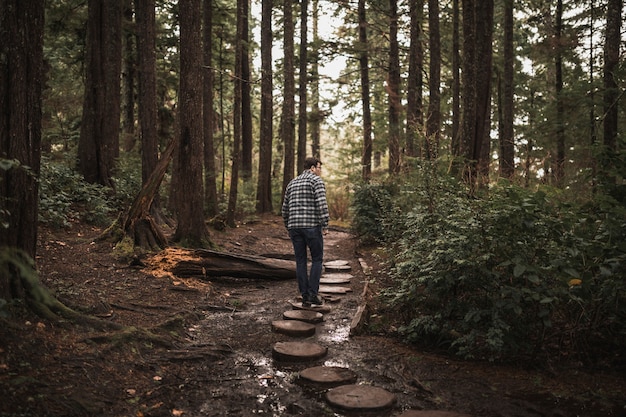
[324,260,350,267]
[320,275,352,284]
[325,384,396,412]
[299,366,358,387]
[271,320,316,337]
[399,411,472,417]
[283,309,324,323]
[324,263,352,272]
[290,301,332,313]
[319,285,352,294]
[272,341,327,362]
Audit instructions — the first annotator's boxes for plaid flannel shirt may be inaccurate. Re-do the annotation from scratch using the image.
[282,170,330,230]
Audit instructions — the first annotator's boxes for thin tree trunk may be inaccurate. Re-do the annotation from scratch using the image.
[499,0,515,179]
[388,0,401,174]
[135,0,162,219]
[359,0,373,181]
[241,0,253,180]
[204,0,219,216]
[406,0,424,158]
[554,0,565,187]
[310,0,321,158]
[426,0,440,160]
[601,0,621,187]
[227,0,244,227]
[451,0,461,165]
[461,0,477,186]
[256,0,274,213]
[121,0,136,152]
[281,0,296,195]
[297,0,308,169]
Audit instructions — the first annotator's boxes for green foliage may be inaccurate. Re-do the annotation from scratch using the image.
[38,157,114,227]
[350,182,394,244]
[112,153,146,212]
[357,169,626,363]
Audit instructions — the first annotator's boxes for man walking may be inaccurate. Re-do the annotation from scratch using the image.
[282,157,330,307]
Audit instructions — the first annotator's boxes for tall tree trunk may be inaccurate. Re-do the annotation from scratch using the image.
[359,0,373,181]
[499,0,515,179]
[297,0,309,169]
[388,0,402,174]
[406,0,424,158]
[121,0,136,152]
[451,0,461,164]
[173,0,210,246]
[281,0,296,195]
[461,0,493,191]
[77,0,123,188]
[601,0,621,188]
[589,0,597,191]
[0,0,44,260]
[475,0,494,186]
[227,0,244,227]
[426,0,440,160]
[554,0,565,187]
[460,0,477,186]
[256,0,274,213]
[135,0,161,217]
[241,0,253,180]
[310,0,321,158]
[204,0,219,216]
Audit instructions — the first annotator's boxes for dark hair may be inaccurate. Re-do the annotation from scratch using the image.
[304,157,322,170]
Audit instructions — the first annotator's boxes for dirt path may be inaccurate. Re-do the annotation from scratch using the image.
[1,216,624,417]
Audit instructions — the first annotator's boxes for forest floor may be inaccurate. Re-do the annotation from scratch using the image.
[1,213,625,417]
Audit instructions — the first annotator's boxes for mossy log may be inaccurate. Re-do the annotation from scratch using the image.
[170,249,296,280]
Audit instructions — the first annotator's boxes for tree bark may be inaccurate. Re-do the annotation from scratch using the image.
[426,0,441,160]
[0,0,44,261]
[359,0,373,181]
[406,0,424,158]
[554,0,565,187]
[310,0,321,159]
[203,0,219,217]
[172,0,211,247]
[135,0,163,221]
[226,0,244,227]
[601,0,621,188]
[169,249,297,280]
[499,0,515,179]
[241,0,253,180]
[281,0,296,194]
[297,0,309,170]
[77,0,123,187]
[388,0,402,174]
[451,0,461,164]
[123,136,177,250]
[256,0,274,213]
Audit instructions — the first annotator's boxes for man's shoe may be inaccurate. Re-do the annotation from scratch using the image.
[301,295,311,307]
[309,295,323,305]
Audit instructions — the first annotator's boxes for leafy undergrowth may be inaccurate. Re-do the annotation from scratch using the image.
[0,214,625,417]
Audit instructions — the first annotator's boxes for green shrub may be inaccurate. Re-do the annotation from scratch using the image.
[38,156,114,227]
[377,179,625,364]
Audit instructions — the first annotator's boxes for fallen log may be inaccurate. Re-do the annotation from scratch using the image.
[170,249,296,280]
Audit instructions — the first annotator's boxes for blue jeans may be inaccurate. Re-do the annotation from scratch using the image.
[288,226,324,299]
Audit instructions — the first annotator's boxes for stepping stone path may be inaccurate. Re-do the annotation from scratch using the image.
[270,257,470,415]
[282,309,323,323]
